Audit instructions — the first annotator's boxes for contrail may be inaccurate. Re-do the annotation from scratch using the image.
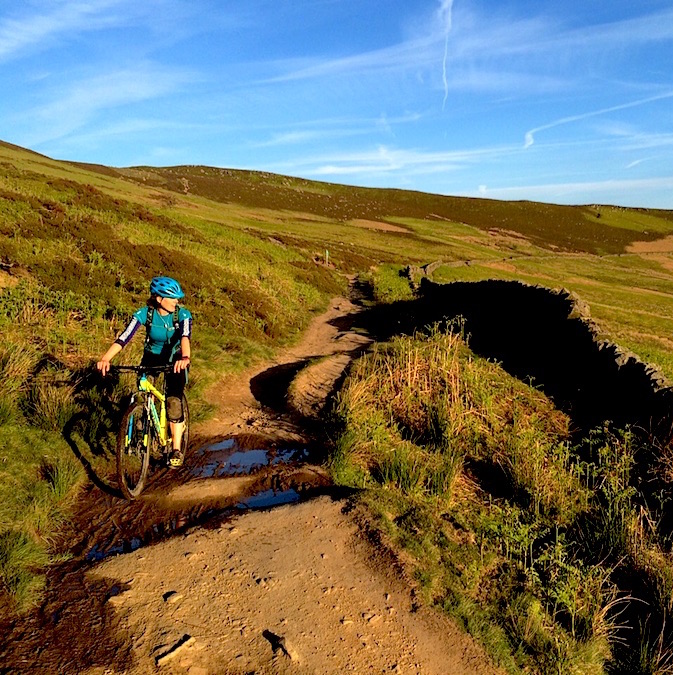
[438,0,454,110]
[524,91,673,148]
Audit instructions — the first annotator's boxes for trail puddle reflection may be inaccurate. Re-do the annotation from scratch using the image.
[85,437,325,563]
[192,438,309,478]
[238,488,300,509]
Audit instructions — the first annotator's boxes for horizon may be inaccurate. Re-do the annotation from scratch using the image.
[1,1,672,209]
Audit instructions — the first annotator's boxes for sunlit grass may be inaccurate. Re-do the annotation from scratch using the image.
[3,136,673,622]
[328,328,673,673]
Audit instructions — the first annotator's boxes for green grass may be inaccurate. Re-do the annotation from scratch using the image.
[0,143,349,607]
[327,327,673,674]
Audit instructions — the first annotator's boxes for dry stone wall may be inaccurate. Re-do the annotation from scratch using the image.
[403,278,673,440]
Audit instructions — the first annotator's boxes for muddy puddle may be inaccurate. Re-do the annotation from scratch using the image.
[83,437,329,563]
[192,437,310,478]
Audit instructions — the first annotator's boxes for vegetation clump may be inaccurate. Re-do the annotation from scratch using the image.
[328,326,673,674]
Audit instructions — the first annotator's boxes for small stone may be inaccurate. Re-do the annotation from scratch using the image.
[155,635,195,667]
[340,617,353,626]
[162,591,183,604]
[278,637,299,661]
[107,595,126,607]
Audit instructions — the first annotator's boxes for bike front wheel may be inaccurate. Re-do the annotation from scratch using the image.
[116,401,151,499]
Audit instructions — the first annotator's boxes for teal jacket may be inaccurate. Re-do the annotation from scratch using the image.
[115,305,193,361]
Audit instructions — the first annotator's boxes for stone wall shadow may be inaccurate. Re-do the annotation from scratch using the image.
[360,278,673,441]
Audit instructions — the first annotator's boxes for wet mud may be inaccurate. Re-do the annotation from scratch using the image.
[79,435,331,564]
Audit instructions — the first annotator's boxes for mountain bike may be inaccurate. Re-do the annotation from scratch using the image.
[112,365,190,500]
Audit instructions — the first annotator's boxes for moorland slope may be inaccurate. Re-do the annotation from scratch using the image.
[3,140,673,674]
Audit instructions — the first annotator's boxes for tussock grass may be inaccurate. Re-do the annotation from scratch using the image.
[0,531,48,610]
[328,327,673,673]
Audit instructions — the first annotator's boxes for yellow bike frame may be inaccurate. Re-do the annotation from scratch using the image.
[138,374,169,447]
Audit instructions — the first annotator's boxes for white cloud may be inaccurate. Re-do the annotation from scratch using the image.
[274,143,520,179]
[0,0,131,62]
[260,4,673,108]
[23,63,196,146]
[437,0,454,109]
[524,91,673,148]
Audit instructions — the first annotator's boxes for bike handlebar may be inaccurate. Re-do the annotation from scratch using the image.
[108,365,175,373]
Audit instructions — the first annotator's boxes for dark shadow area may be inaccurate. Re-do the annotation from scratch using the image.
[250,360,308,410]
[350,278,673,674]
[63,413,122,499]
[357,278,673,442]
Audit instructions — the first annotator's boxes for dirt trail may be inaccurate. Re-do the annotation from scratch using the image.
[87,497,495,675]
[0,288,500,675]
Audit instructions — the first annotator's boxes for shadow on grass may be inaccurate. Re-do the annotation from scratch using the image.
[62,413,122,500]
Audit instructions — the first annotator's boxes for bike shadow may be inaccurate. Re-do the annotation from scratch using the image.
[63,413,123,499]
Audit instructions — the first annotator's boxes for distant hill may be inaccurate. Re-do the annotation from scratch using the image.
[65,160,673,256]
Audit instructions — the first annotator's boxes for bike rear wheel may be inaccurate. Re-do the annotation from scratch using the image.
[116,401,151,499]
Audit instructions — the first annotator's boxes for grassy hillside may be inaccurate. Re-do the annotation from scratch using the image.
[0,142,347,607]
[73,157,673,380]
[2,136,673,637]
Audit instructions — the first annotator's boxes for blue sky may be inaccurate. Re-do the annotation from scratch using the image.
[1,1,673,208]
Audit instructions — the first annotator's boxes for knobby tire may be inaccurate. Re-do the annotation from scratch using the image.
[116,401,151,500]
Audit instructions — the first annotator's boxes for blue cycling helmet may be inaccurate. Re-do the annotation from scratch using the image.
[150,276,184,299]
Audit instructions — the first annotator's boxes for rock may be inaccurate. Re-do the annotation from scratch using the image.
[106,594,126,607]
[155,635,195,667]
[162,591,183,604]
[263,629,300,661]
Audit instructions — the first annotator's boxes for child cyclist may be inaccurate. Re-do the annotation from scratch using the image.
[97,276,192,468]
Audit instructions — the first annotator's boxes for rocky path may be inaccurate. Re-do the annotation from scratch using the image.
[1,290,501,675]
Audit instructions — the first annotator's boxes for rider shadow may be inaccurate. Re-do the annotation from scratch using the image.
[63,413,123,499]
